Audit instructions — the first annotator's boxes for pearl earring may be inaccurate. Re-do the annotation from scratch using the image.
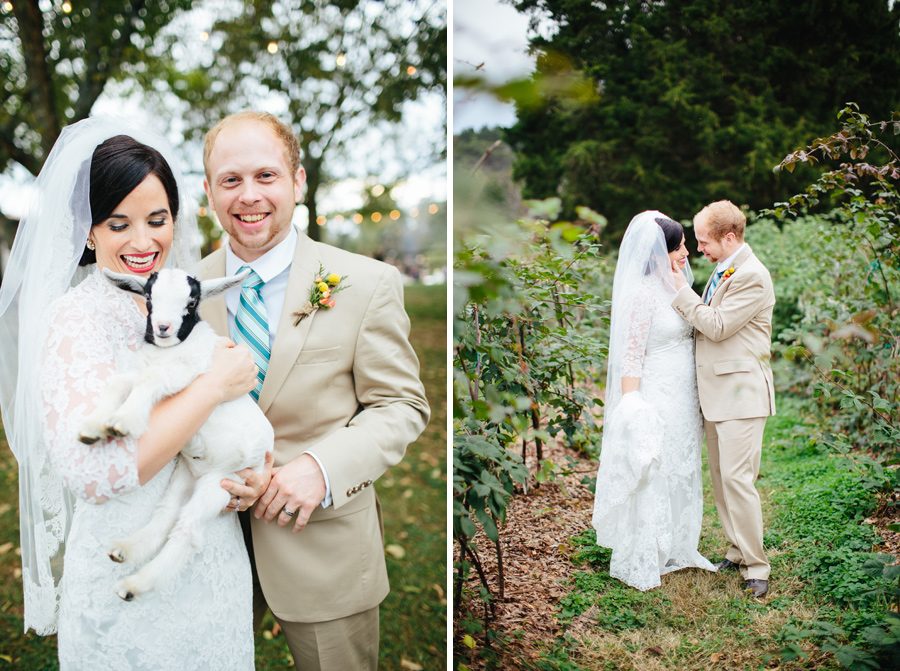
[86,238,96,251]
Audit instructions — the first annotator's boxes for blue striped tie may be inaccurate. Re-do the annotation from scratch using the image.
[705,269,725,305]
[232,266,270,401]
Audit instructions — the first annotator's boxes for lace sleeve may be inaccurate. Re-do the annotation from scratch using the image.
[620,282,658,378]
[39,295,141,504]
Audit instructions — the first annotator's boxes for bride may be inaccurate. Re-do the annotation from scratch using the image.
[0,118,270,668]
[591,210,716,591]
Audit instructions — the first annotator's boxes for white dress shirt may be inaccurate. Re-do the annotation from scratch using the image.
[223,225,333,508]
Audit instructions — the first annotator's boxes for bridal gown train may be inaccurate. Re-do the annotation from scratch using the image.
[592,274,715,591]
[39,270,254,670]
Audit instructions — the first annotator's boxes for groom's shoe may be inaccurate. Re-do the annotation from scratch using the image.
[714,558,740,571]
[742,579,768,599]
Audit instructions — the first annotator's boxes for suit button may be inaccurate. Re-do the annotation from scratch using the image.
[346,489,353,497]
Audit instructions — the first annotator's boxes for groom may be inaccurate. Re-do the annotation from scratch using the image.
[200,111,430,668]
[670,200,775,598]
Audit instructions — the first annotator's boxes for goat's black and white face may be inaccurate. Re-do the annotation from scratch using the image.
[141,271,202,347]
[102,268,250,348]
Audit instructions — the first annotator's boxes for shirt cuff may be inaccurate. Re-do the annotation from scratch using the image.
[303,450,332,508]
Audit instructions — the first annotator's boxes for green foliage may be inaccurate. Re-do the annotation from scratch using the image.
[758,403,899,670]
[749,209,900,457]
[504,0,900,236]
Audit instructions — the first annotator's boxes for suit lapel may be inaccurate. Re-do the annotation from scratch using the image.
[201,250,229,335]
[257,234,320,413]
[710,245,753,306]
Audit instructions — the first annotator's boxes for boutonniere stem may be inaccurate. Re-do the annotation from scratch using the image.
[291,263,350,326]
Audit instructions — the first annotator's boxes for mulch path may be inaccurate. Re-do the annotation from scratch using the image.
[455,438,900,669]
[455,437,597,668]
[867,488,900,558]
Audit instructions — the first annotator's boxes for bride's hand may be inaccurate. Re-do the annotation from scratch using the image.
[221,451,274,512]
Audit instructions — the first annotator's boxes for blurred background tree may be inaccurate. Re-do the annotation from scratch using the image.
[0,0,197,252]
[505,0,900,239]
[157,0,446,241]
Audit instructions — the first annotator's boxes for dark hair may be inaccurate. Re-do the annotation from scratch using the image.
[79,135,179,266]
[655,216,684,253]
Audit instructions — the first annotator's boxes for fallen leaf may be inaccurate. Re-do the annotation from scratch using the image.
[400,660,423,671]
[432,583,444,599]
[385,544,406,559]
[0,542,14,555]
[272,622,281,636]
[710,652,726,662]
[646,646,664,656]
[463,634,476,649]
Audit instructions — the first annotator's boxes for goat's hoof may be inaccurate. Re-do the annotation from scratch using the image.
[106,424,129,438]
[107,546,126,563]
[114,581,137,602]
[78,432,101,445]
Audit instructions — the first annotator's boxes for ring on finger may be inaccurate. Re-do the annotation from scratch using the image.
[283,509,295,517]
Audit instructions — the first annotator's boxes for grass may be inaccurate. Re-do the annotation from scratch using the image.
[0,282,447,671]
[525,398,891,671]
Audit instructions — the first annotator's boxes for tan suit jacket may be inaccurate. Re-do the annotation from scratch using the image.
[200,233,430,622]
[671,245,776,422]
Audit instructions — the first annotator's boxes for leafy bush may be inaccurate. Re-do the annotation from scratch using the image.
[453,193,612,640]
[760,105,900,459]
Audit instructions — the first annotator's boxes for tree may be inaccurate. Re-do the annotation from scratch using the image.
[0,0,196,251]
[0,0,199,173]
[166,0,446,242]
[506,0,900,237]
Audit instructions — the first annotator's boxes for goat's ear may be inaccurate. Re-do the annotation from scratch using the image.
[200,269,250,301]
[102,268,149,295]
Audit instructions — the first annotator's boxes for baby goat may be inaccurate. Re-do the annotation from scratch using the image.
[78,267,273,602]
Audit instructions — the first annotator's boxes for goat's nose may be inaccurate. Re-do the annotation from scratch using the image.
[157,323,171,334]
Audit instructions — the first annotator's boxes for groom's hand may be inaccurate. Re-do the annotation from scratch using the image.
[220,451,274,512]
[255,453,327,532]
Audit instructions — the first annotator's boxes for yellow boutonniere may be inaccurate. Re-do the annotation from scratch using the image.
[722,266,736,281]
[291,263,350,326]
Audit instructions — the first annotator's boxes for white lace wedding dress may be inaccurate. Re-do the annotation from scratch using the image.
[592,274,715,591]
[39,269,254,670]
